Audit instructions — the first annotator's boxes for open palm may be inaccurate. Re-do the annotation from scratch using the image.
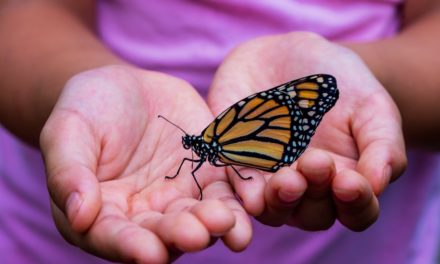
[208,32,407,231]
[40,66,251,263]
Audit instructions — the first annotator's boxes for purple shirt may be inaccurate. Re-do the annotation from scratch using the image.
[98,0,401,97]
[1,1,439,263]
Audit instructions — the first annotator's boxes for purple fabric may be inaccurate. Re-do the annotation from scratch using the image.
[1,1,439,263]
[97,0,401,96]
[0,129,106,263]
[176,151,440,264]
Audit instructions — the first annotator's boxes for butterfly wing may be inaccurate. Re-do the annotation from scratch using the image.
[202,74,339,172]
[276,74,339,156]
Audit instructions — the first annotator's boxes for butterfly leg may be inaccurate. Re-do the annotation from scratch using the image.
[212,161,253,181]
[230,165,253,181]
[191,161,204,200]
[165,158,201,180]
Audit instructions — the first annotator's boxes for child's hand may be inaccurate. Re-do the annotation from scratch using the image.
[208,32,407,231]
[40,66,251,263]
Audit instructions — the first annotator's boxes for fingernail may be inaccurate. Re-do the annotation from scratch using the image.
[383,165,392,185]
[334,188,359,202]
[66,192,83,222]
[278,190,302,203]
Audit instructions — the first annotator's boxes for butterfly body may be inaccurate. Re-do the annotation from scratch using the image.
[163,74,339,199]
[182,135,219,165]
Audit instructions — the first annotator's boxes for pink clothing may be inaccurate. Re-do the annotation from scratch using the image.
[1,0,439,263]
[97,0,400,96]
[0,130,107,263]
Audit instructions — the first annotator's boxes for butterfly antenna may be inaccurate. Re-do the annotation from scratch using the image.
[158,115,188,135]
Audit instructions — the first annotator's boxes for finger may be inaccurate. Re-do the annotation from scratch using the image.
[257,167,307,227]
[353,93,407,195]
[222,206,253,252]
[356,139,407,195]
[134,181,252,252]
[287,149,336,230]
[204,181,253,252]
[161,197,236,236]
[50,199,82,246]
[288,197,336,231]
[88,206,169,263]
[41,112,101,232]
[333,170,379,231]
[135,200,211,252]
[226,167,266,216]
[136,197,226,252]
[191,200,236,236]
[52,202,169,263]
[157,211,212,252]
[298,149,336,199]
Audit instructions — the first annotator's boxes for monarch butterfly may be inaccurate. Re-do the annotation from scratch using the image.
[159,74,339,199]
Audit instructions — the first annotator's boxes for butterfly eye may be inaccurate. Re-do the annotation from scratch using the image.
[182,136,191,149]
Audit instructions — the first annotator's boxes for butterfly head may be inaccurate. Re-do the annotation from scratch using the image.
[182,134,203,149]
[182,135,193,150]
[182,135,207,160]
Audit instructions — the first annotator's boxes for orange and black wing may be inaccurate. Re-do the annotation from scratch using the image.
[276,74,339,156]
[202,74,338,172]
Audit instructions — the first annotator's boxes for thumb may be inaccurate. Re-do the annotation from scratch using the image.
[353,93,407,195]
[40,111,101,232]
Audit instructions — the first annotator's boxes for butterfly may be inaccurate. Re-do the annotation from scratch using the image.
[159,74,339,199]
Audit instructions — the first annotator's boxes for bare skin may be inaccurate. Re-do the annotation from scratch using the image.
[208,33,406,231]
[41,66,256,263]
[0,0,439,263]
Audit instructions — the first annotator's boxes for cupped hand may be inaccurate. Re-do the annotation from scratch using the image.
[208,32,407,231]
[40,65,252,263]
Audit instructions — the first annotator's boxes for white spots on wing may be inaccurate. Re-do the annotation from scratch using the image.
[298,100,310,108]
[288,91,297,98]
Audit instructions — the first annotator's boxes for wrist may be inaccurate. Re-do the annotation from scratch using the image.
[0,1,129,145]
[340,41,392,89]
